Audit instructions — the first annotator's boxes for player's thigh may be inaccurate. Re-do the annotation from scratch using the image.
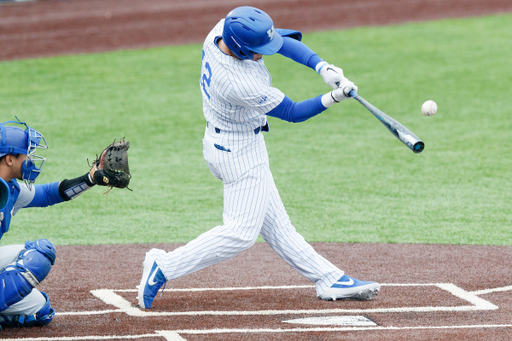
[1,288,46,316]
[261,169,292,231]
[0,244,24,268]
[223,162,271,232]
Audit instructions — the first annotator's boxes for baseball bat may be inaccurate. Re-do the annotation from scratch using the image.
[349,90,424,154]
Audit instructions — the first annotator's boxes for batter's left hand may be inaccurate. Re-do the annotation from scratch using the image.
[317,61,346,90]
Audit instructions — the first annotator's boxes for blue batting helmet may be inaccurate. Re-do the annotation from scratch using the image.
[222,6,283,60]
[0,118,48,187]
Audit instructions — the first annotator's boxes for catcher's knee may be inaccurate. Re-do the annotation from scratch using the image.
[0,292,55,328]
[0,239,56,312]
[21,239,56,285]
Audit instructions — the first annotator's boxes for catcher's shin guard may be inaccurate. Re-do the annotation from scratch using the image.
[0,292,55,328]
[0,267,33,312]
[0,239,56,312]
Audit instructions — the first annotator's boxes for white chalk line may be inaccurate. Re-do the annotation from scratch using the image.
[3,283,508,341]
[168,323,512,334]
[56,283,500,317]
[0,334,157,341]
[2,324,512,341]
[112,283,432,293]
[470,285,512,296]
[60,309,120,316]
[114,284,315,292]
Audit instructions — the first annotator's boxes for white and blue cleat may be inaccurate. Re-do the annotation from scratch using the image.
[136,256,166,309]
[319,275,380,301]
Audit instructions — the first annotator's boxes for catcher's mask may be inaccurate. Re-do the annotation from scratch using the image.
[0,118,48,189]
[222,6,283,60]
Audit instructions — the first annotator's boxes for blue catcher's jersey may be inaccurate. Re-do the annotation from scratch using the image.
[0,179,63,240]
[0,179,21,239]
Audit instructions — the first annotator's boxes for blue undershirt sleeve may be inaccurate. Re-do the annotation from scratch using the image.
[266,95,327,123]
[277,37,324,70]
[27,182,65,208]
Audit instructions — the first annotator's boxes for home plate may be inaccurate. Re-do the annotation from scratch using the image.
[283,315,377,326]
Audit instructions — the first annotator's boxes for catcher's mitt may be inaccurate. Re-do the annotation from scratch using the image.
[90,139,131,193]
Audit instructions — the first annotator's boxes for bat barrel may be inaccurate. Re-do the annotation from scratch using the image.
[349,90,425,154]
[396,129,424,154]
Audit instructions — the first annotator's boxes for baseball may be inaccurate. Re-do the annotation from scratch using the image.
[421,100,437,116]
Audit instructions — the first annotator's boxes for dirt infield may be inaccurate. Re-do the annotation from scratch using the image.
[2,0,512,339]
[2,243,512,340]
[1,0,512,61]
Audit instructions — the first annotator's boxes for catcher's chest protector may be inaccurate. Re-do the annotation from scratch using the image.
[0,180,20,238]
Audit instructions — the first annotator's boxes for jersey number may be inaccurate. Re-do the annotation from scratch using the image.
[201,51,212,100]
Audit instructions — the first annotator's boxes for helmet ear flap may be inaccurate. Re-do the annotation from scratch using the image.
[237,47,253,60]
[222,26,254,60]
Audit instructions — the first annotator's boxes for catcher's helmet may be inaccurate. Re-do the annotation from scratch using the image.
[0,118,48,188]
[222,6,283,60]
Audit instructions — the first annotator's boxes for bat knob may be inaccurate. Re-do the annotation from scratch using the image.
[413,141,425,154]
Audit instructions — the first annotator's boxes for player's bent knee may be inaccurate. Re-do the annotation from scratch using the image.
[24,239,56,266]
[0,292,55,328]
[0,239,56,312]
[20,239,56,286]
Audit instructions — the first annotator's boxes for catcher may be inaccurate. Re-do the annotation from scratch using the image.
[0,118,130,332]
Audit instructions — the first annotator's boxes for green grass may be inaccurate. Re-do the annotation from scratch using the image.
[0,14,511,246]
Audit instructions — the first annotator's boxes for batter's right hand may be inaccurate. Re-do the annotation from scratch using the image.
[339,80,358,97]
[331,80,358,102]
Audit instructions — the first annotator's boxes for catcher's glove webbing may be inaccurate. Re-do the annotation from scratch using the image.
[90,139,131,193]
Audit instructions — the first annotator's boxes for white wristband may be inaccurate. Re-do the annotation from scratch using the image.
[315,61,328,74]
[321,92,337,108]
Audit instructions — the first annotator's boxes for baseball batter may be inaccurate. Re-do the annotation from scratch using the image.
[0,119,128,332]
[138,6,379,309]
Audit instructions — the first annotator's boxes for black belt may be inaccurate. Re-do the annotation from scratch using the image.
[254,123,269,135]
[211,123,269,135]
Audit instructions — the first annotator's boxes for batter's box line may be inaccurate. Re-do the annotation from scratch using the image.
[3,325,512,341]
[57,283,498,317]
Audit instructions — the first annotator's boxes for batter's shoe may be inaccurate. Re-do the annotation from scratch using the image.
[137,256,166,309]
[319,275,380,301]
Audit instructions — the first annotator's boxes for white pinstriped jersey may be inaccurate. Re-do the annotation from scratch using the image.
[200,20,285,133]
[143,17,345,300]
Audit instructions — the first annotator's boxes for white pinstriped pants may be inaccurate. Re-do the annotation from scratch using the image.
[148,125,343,296]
